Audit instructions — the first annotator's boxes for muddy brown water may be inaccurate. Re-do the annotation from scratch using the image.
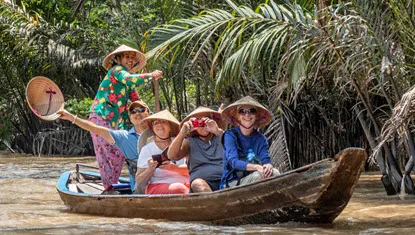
[1,151,414,234]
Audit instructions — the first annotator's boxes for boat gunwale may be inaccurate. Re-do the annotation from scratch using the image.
[57,157,337,199]
[56,147,366,224]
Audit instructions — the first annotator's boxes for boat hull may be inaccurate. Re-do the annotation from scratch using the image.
[57,148,366,225]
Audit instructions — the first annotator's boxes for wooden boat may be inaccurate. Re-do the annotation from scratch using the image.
[57,147,366,225]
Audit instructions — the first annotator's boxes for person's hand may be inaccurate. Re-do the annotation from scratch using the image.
[181,119,195,135]
[57,109,74,122]
[158,161,176,171]
[255,164,265,179]
[147,159,158,171]
[218,103,225,113]
[263,164,273,178]
[151,70,163,80]
[204,118,219,134]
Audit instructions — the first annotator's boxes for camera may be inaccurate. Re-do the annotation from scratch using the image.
[151,147,169,168]
[192,119,206,128]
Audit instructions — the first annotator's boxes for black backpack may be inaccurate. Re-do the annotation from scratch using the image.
[222,129,262,187]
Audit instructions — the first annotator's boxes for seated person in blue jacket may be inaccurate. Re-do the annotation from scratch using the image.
[220,96,280,189]
[57,100,150,193]
[136,110,190,194]
[168,107,225,192]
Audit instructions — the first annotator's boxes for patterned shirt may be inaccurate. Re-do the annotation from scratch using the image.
[90,65,152,130]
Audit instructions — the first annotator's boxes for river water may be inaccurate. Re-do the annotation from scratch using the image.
[1,151,414,234]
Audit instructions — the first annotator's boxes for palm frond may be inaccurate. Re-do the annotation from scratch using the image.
[266,116,292,172]
[371,87,415,163]
[147,0,314,98]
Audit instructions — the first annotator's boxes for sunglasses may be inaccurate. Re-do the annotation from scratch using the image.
[152,120,168,125]
[238,108,257,115]
[130,107,146,114]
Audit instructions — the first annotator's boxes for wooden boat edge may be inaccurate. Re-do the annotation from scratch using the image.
[56,147,366,224]
[309,147,367,222]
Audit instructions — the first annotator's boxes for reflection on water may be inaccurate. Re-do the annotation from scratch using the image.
[1,151,415,234]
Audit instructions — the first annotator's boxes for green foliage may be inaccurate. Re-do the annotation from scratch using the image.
[144,0,415,174]
[1,0,414,178]
[21,0,73,22]
[65,98,94,119]
[0,102,12,147]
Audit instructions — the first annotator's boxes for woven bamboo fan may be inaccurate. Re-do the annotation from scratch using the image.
[26,76,64,121]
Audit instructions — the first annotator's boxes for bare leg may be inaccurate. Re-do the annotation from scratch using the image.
[191,178,212,192]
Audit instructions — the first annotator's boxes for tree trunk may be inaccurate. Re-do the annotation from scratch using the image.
[353,105,397,195]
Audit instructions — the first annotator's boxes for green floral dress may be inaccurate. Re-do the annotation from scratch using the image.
[90,65,152,130]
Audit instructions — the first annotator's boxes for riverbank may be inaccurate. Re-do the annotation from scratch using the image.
[0,150,93,158]
[0,150,35,158]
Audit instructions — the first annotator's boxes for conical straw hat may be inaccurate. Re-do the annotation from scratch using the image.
[140,110,180,136]
[102,44,147,71]
[180,106,226,130]
[26,76,64,121]
[222,96,272,128]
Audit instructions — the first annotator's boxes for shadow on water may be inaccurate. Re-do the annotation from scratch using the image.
[1,151,415,234]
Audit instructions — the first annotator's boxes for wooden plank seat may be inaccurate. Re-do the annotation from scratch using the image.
[68,183,78,193]
[76,183,104,194]
[75,182,129,194]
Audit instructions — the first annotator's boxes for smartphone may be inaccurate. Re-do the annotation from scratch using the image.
[151,147,169,168]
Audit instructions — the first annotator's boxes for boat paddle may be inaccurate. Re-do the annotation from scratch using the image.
[153,77,161,112]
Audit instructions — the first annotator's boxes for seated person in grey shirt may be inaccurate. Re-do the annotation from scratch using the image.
[168,107,225,192]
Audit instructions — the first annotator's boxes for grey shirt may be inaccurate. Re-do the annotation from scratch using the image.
[188,135,223,183]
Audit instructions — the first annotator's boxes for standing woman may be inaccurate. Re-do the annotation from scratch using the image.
[89,44,163,191]
[220,96,280,189]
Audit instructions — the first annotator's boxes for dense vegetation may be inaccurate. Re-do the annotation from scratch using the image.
[1,0,415,194]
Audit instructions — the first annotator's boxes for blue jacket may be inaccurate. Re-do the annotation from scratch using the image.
[220,126,271,189]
